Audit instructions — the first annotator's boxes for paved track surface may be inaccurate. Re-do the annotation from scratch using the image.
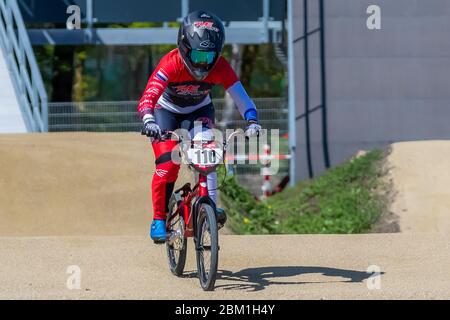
[1,134,449,299]
[1,234,449,300]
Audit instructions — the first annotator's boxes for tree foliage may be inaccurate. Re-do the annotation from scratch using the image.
[35,42,286,102]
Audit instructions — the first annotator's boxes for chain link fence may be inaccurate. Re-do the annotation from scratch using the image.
[48,98,288,133]
[48,98,289,195]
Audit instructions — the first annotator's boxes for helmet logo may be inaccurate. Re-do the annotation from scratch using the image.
[200,13,211,18]
[194,21,219,32]
[200,40,216,49]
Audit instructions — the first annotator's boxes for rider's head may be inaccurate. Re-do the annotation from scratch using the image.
[178,11,225,81]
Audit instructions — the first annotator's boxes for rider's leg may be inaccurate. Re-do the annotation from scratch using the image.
[151,139,181,221]
[207,171,226,228]
[150,108,180,242]
[207,172,218,204]
[207,172,226,228]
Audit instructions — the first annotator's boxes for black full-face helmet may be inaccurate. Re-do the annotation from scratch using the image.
[178,11,225,80]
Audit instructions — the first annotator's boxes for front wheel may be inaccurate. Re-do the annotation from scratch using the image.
[195,203,219,291]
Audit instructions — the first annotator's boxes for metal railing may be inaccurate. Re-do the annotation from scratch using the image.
[48,98,288,134]
[0,0,48,132]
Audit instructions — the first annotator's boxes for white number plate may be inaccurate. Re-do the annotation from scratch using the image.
[187,148,223,166]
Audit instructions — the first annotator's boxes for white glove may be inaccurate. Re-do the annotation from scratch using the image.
[141,114,162,139]
[245,121,262,137]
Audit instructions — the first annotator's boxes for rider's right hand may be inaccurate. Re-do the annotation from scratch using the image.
[141,117,162,140]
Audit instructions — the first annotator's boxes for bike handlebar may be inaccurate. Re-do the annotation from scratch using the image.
[144,129,258,175]
[157,129,246,147]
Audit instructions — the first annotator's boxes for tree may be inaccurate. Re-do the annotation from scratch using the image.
[51,46,74,102]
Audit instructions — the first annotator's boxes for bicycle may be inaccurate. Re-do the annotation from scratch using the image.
[159,129,242,291]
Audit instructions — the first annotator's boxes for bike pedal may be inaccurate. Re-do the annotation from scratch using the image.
[153,239,166,245]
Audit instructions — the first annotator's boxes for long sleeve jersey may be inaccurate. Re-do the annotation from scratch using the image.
[138,49,258,122]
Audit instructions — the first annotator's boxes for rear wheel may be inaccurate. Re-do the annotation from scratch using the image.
[166,195,187,277]
[195,203,219,291]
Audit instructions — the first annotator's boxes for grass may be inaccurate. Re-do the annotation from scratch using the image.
[219,150,386,234]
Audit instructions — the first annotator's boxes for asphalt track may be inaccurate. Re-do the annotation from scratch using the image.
[0,134,449,299]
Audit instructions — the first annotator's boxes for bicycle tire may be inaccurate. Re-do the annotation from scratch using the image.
[195,203,219,291]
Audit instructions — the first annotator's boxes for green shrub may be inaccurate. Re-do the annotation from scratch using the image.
[219,150,385,234]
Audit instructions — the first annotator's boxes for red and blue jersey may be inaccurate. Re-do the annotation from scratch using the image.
[138,49,240,118]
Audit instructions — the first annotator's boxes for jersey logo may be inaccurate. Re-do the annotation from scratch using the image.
[194,21,219,32]
[155,70,168,82]
[172,84,211,96]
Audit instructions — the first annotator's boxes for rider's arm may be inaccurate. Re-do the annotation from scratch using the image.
[138,53,175,123]
[226,82,258,122]
[215,57,258,122]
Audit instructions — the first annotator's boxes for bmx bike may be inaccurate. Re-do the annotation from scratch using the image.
[161,129,243,291]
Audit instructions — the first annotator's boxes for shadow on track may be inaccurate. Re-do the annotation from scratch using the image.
[207,266,383,292]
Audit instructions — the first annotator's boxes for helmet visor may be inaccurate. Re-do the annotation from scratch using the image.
[190,50,216,66]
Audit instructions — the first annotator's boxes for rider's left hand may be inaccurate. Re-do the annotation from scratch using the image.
[245,120,262,137]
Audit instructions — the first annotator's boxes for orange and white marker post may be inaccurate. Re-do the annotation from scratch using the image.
[225,144,292,200]
[261,144,273,199]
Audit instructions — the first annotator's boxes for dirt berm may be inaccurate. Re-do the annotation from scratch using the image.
[0,133,192,236]
[386,141,450,233]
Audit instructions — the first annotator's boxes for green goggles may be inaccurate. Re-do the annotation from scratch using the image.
[190,50,216,65]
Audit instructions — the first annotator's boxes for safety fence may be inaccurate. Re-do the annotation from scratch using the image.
[48,98,288,134]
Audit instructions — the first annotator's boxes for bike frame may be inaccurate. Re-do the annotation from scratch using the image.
[167,174,214,238]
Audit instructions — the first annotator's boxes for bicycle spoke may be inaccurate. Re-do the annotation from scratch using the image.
[169,216,180,229]
[199,216,212,278]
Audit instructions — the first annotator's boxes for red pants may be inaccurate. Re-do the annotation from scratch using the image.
[151,140,180,220]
